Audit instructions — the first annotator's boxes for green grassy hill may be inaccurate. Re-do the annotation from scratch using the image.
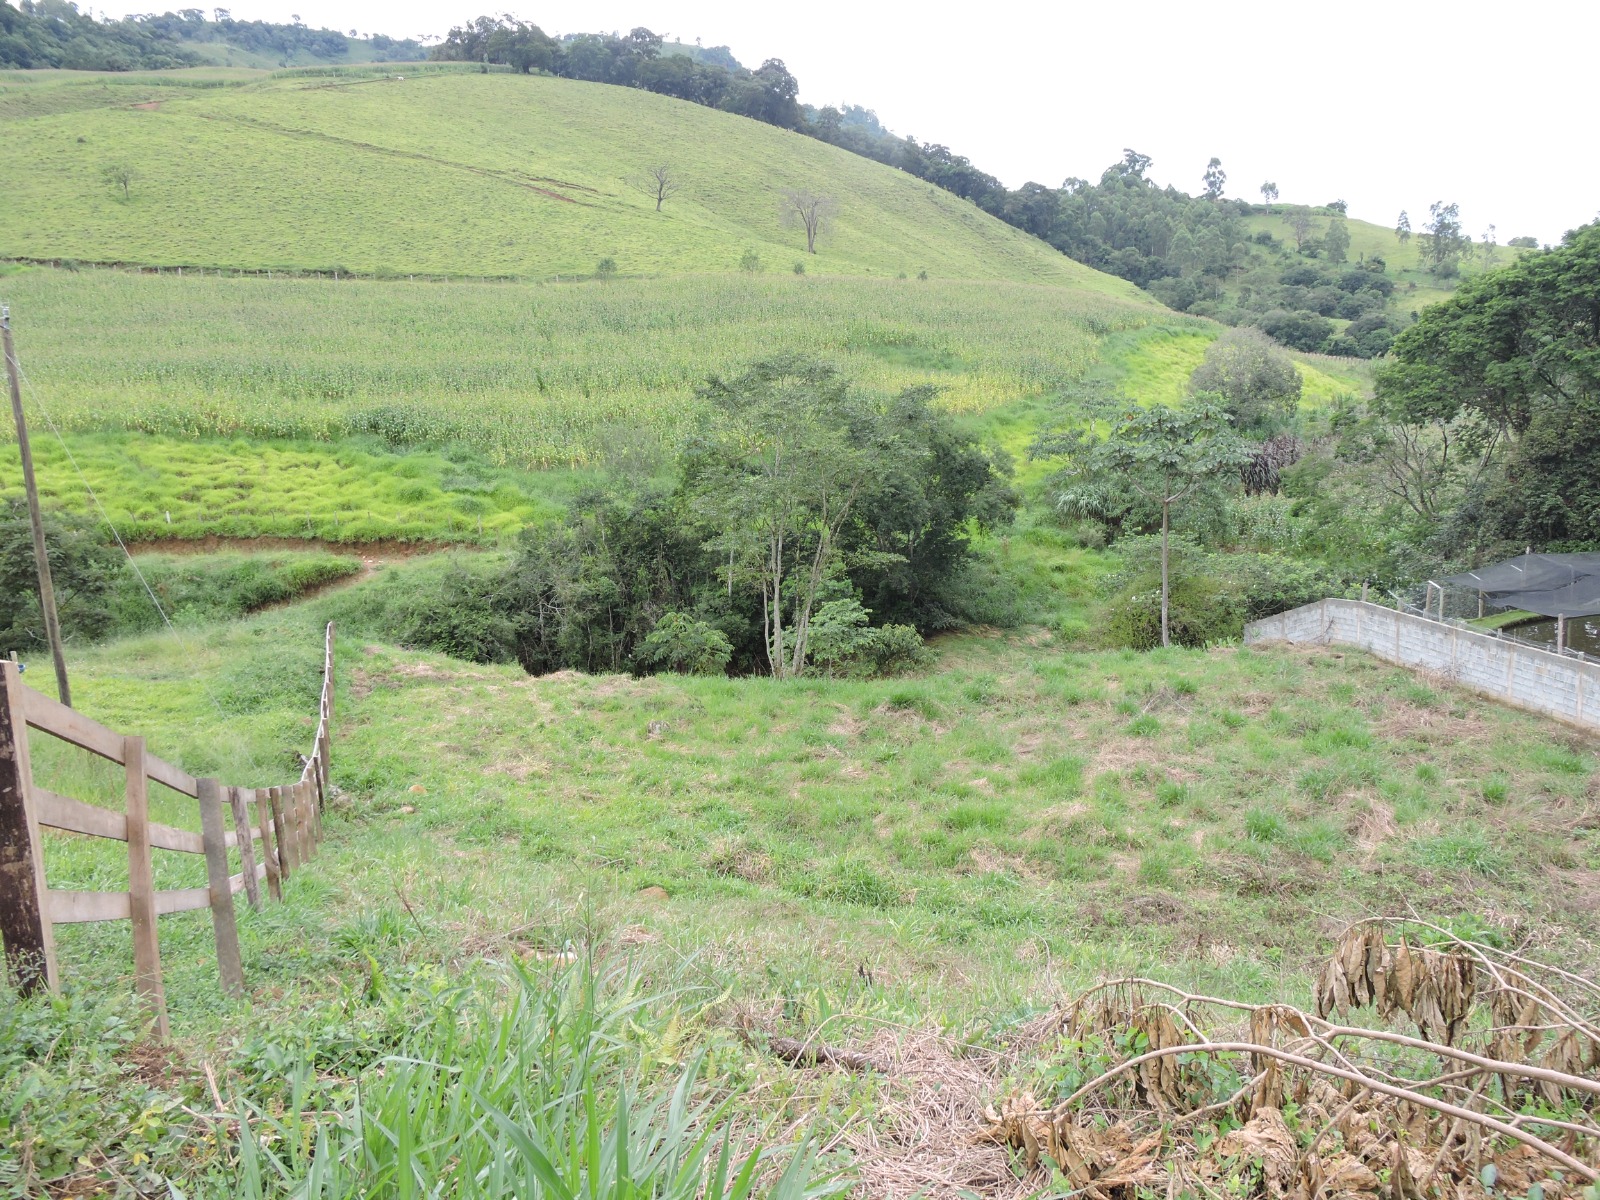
[0,65,1143,291]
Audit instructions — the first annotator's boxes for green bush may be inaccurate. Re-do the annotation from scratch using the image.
[798,599,930,678]
[1103,573,1245,650]
[380,560,518,663]
[633,612,733,676]
[0,500,121,653]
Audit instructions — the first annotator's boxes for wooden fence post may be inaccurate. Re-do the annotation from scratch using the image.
[123,736,167,1038]
[269,786,292,877]
[0,661,56,995]
[310,753,327,839]
[256,789,282,902]
[228,786,261,911]
[298,779,317,859]
[289,780,307,866]
[197,778,245,997]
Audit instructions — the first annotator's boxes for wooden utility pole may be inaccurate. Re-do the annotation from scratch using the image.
[1,305,71,708]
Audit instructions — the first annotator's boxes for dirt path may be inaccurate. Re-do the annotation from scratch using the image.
[125,535,467,558]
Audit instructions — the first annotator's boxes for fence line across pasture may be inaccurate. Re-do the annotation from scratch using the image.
[0,623,336,1038]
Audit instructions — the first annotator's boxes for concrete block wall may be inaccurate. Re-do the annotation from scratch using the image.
[1244,599,1599,733]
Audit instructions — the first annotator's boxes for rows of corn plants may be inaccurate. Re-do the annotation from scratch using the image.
[0,267,1168,466]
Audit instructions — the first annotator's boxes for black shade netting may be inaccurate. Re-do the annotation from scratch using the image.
[1483,577,1600,619]
[1444,553,1600,596]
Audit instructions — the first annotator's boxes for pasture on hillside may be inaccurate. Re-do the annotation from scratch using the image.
[0,66,1145,291]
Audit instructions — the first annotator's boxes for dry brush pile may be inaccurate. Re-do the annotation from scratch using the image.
[751,919,1600,1199]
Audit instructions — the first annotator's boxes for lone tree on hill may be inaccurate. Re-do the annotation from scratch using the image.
[1323,216,1351,264]
[1422,200,1467,275]
[780,188,835,254]
[100,163,134,200]
[1201,156,1226,200]
[1281,205,1314,253]
[1041,402,1249,648]
[1260,181,1278,204]
[1395,210,1412,247]
[1187,327,1303,435]
[632,163,681,211]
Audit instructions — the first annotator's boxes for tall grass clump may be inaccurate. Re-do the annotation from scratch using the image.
[235,959,837,1199]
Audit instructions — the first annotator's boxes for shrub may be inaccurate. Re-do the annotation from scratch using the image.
[738,249,761,272]
[390,563,517,662]
[633,612,733,676]
[1257,309,1335,353]
[1103,572,1244,650]
[800,599,930,678]
[0,500,121,652]
[594,257,618,279]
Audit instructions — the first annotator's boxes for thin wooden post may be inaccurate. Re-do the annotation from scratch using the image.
[123,736,168,1038]
[0,661,55,994]
[298,779,317,860]
[268,784,294,876]
[255,789,281,902]
[2,308,71,708]
[288,780,306,866]
[308,755,325,843]
[269,786,292,876]
[197,778,244,997]
[228,786,261,911]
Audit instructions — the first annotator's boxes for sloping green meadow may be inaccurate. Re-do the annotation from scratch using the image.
[31,579,1600,1051]
[0,67,1147,292]
[0,267,1162,467]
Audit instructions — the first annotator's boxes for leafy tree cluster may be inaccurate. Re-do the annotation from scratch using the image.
[390,359,1017,677]
[0,1,199,69]
[432,20,802,128]
[0,3,422,70]
[1371,221,1600,550]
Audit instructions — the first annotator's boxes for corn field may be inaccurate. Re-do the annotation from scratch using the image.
[0,268,1161,467]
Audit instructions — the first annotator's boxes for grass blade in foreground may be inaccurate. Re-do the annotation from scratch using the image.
[233,958,842,1198]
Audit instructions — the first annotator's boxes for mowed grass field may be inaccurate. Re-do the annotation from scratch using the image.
[0,66,1147,291]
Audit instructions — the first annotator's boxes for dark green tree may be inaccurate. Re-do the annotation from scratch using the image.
[1375,222,1600,546]
[1202,157,1226,200]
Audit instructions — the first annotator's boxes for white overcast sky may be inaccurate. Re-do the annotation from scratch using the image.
[93,0,1599,244]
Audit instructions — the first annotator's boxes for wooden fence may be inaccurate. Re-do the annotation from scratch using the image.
[0,622,335,1036]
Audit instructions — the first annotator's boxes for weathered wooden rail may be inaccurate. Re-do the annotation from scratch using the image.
[0,623,335,1036]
